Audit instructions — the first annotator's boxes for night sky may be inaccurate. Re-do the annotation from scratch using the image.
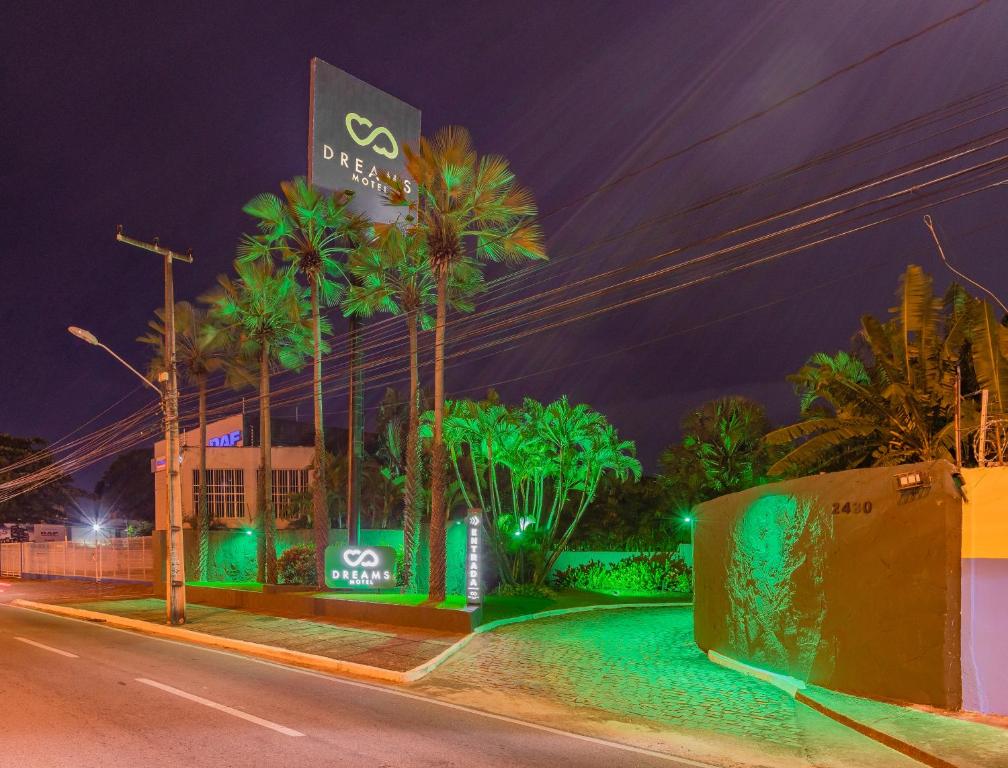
[2,0,1007,490]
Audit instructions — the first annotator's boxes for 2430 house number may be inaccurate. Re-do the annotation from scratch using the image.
[831,501,873,514]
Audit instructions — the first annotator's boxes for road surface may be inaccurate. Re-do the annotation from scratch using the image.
[0,582,705,768]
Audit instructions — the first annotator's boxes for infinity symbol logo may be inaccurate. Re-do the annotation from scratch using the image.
[342,548,380,568]
[345,112,399,159]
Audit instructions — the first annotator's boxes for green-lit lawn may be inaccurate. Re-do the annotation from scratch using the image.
[480,590,688,623]
[188,581,263,591]
[316,592,468,610]
[184,580,689,624]
[311,589,686,622]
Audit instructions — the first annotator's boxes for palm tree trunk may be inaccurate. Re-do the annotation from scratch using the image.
[402,310,420,592]
[259,342,276,584]
[346,316,364,545]
[310,280,328,586]
[198,377,209,581]
[428,270,449,602]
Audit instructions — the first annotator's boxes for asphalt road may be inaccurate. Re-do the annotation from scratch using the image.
[0,582,704,768]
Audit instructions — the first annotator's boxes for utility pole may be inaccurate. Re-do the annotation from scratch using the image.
[979,388,990,468]
[954,365,962,470]
[116,226,191,625]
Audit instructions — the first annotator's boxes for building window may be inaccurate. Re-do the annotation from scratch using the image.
[193,469,245,519]
[272,469,310,519]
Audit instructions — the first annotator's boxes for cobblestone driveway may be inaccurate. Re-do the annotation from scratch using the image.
[412,606,921,768]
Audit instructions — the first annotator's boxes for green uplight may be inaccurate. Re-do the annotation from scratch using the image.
[683,516,692,523]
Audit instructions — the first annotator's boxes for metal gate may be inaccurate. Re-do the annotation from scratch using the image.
[0,537,152,581]
[0,542,23,577]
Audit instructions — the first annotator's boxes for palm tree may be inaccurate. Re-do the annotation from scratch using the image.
[205,260,319,584]
[343,223,484,590]
[239,177,365,586]
[139,302,240,581]
[431,395,640,586]
[766,266,973,475]
[384,126,546,600]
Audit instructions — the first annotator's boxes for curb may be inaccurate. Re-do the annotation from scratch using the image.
[12,599,409,684]
[475,601,690,635]
[706,649,957,768]
[794,691,960,768]
[707,650,806,697]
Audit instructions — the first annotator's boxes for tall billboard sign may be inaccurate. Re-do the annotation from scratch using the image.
[308,58,421,224]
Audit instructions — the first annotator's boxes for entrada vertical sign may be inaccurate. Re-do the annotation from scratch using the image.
[308,58,421,225]
[466,510,483,606]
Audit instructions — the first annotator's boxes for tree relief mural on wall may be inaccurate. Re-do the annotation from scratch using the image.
[725,494,832,680]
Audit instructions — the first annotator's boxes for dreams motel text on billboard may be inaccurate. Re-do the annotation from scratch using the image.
[308,58,421,224]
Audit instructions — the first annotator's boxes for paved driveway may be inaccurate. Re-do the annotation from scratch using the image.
[413,606,921,768]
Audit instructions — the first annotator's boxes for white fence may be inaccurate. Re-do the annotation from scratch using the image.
[0,537,153,582]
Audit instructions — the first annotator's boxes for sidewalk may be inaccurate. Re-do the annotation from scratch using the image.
[799,686,1008,768]
[411,605,925,768]
[55,597,464,673]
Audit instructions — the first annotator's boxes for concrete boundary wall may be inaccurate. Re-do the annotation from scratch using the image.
[694,460,962,709]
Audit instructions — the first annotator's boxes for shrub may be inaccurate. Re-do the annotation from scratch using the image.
[552,553,691,593]
[277,544,316,585]
[494,582,557,599]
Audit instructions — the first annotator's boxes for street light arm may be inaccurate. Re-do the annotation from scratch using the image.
[96,342,163,398]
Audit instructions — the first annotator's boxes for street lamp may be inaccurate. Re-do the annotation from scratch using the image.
[682,514,695,594]
[91,521,103,583]
[67,327,162,396]
[67,325,186,624]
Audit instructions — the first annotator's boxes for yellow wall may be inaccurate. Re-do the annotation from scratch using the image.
[961,467,1008,559]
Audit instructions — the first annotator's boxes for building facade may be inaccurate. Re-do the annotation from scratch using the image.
[153,413,315,531]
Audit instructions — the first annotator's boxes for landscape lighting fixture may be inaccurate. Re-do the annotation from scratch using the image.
[894,471,930,491]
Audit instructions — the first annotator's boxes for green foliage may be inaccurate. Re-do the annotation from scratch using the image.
[572,474,684,551]
[382,126,546,602]
[767,266,1008,475]
[659,397,776,509]
[205,259,320,372]
[381,127,547,273]
[424,394,641,586]
[123,521,153,537]
[552,553,691,594]
[493,582,557,599]
[239,176,365,303]
[0,433,74,523]
[93,449,154,522]
[277,544,316,585]
[138,301,239,387]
